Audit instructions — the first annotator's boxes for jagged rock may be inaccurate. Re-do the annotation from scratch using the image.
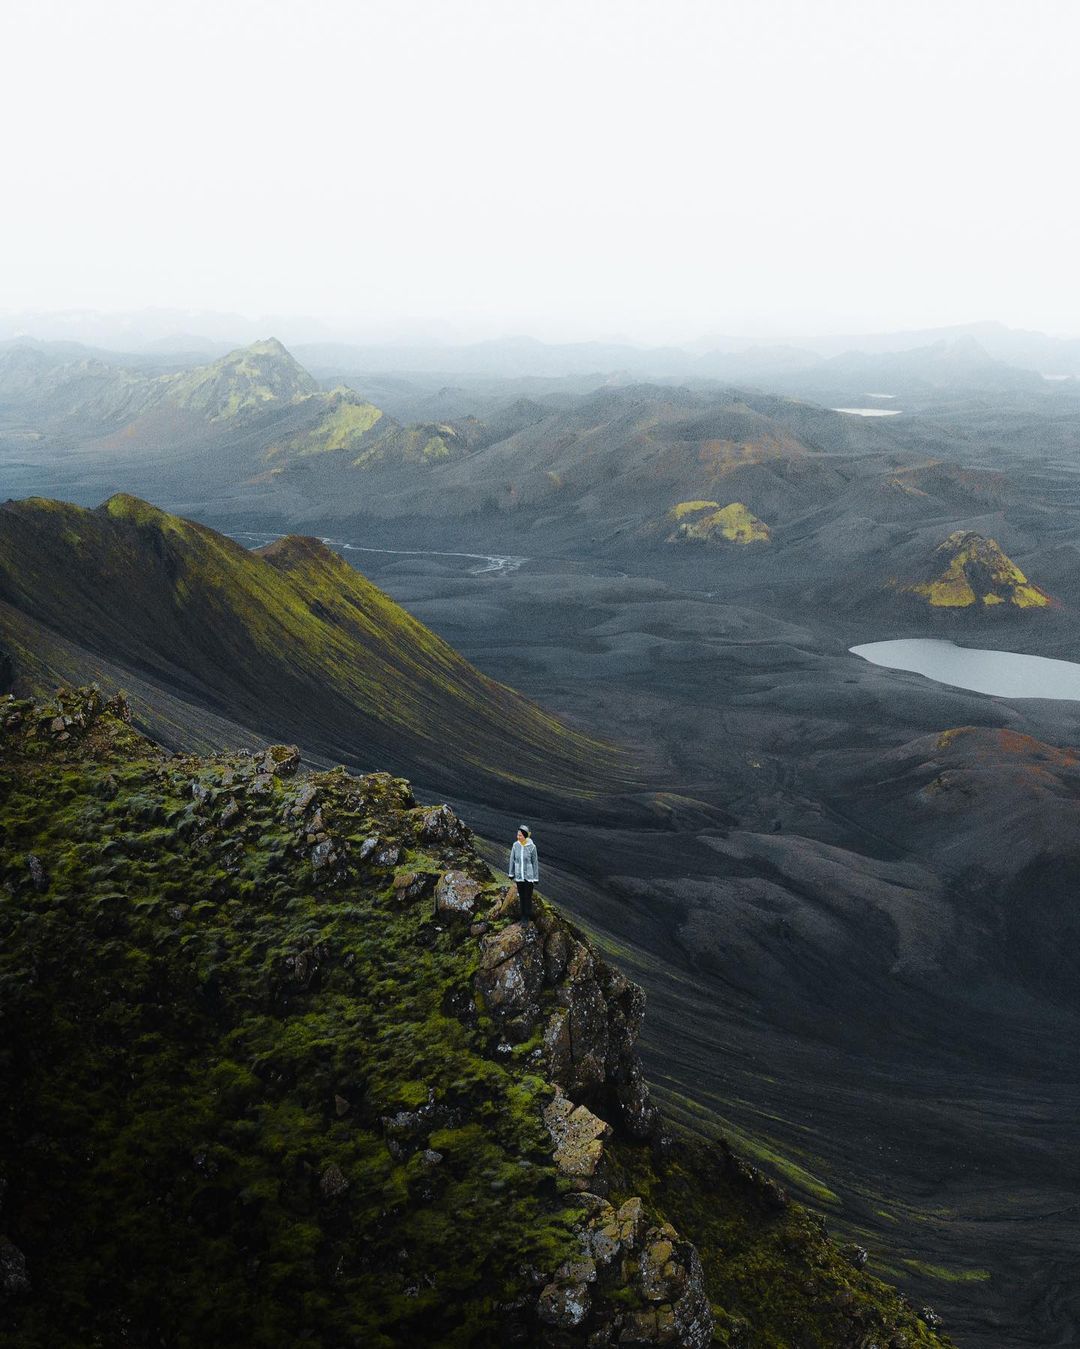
[278,943,331,997]
[556,1255,597,1285]
[615,1066,655,1141]
[311,839,337,870]
[536,926,657,1140]
[537,1278,592,1329]
[319,1164,349,1199]
[474,922,544,1026]
[639,1233,676,1301]
[374,844,400,868]
[191,780,210,803]
[543,1091,611,1178]
[620,1309,659,1343]
[286,782,318,816]
[843,1242,869,1269]
[260,744,300,777]
[664,1239,711,1348]
[0,1235,30,1298]
[413,803,471,847]
[25,854,47,892]
[603,1197,645,1255]
[334,1094,350,1117]
[435,869,482,916]
[219,798,241,827]
[392,870,438,904]
[544,924,570,983]
[356,834,380,861]
[249,773,274,796]
[382,1110,426,1144]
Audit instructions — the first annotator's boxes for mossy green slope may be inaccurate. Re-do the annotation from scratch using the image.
[159,338,321,421]
[0,691,584,1347]
[0,495,622,801]
[262,394,468,473]
[265,387,385,459]
[0,690,956,1348]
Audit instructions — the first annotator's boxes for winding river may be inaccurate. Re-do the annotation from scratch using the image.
[229,530,527,576]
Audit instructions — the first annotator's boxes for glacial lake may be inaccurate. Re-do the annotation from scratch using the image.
[832,406,903,417]
[850,638,1080,700]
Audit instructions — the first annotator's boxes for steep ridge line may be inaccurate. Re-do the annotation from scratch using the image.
[0,494,627,804]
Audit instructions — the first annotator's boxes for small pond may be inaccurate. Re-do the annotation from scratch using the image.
[850,638,1080,700]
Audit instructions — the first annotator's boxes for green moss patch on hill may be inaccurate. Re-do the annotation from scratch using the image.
[899,531,1050,608]
[665,502,770,546]
[0,688,956,1347]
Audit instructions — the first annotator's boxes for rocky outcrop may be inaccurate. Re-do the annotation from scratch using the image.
[474,920,546,1038]
[534,1192,712,1347]
[473,905,658,1140]
[543,1091,612,1182]
[434,868,483,916]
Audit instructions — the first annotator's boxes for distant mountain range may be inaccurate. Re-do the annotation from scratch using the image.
[5,313,1080,378]
[2,335,1076,634]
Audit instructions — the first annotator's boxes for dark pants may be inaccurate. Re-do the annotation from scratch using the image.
[516,880,534,921]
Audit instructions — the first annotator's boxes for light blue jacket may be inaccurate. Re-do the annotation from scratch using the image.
[508,838,539,883]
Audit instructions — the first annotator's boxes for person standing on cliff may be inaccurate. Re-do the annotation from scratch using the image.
[507,825,539,921]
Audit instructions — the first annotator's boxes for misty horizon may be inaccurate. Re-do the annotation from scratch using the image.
[4,307,1080,356]
[5,0,1079,346]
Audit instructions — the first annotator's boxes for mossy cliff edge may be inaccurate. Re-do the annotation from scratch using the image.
[0,689,953,1347]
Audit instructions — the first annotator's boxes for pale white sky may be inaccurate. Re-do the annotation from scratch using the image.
[3,0,1078,344]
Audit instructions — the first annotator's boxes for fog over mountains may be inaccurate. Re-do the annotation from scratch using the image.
[6,312,1080,381]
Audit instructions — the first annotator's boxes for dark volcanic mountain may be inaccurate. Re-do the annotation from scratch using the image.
[0,495,623,804]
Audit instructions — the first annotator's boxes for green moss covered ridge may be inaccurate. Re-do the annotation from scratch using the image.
[0,495,623,801]
[0,688,954,1346]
